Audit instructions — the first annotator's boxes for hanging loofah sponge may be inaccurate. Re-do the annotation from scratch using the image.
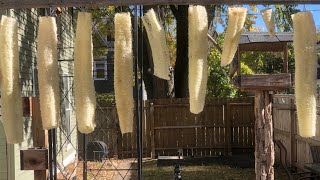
[260,8,275,36]
[74,12,96,134]
[221,7,247,66]
[188,5,208,114]
[0,16,24,144]
[292,11,317,138]
[37,16,60,130]
[114,12,134,134]
[142,8,170,80]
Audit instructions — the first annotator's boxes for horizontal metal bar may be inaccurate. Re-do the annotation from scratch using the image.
[0,0,319,10]
[88,168,138,171]
[154,125,225,129]
[153,103,225,107]
[155,146,225,150]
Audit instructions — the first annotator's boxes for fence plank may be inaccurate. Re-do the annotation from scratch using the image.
[150,102,155,158]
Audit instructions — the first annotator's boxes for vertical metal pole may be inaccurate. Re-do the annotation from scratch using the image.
[48,130,53,180]
[139,4,144,177]
[134,5,143,180]
[53,128,57,180]
[83,134,87,180]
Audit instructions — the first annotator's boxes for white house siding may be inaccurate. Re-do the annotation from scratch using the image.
[10,8,42,180]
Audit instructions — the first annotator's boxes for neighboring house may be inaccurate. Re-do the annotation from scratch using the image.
[0,8,77,180]
[94,47,115,93]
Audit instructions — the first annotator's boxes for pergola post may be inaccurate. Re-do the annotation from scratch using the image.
[254,91,274,180]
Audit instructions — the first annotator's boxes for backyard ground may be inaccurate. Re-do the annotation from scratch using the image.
[142,155,288,180]
[142,160,288,180]
[59,155,288,179]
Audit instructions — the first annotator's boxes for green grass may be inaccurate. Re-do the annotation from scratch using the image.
[142,161,288,180]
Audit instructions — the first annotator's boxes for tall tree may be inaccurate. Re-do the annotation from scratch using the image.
[170,5,189,98]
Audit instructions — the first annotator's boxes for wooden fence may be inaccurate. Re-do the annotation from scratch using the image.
[81,97,255,159]
[273,94,320,169]
[145,98,255,158]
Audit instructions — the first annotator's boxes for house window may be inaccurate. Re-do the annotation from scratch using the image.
[62,75,71,147]
[94,61,108,80]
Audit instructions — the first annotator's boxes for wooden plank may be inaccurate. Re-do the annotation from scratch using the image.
[239,42,284,52]
[283,42,288,73]
[31,97,48,180]
[239,105,244,148]
[162,99,169,156]
[274,128,290,137]
[272,103,293,110]
[234,74,291,91]
[144,101,151,158]
[1,0,319,10]
[290,99,297,165]
[225,102,232,155]
[295,135,320,146]
[150,102,155,159]
[20,149,48,170]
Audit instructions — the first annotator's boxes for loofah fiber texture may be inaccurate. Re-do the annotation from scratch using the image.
[292,11,317,138]
[221,7,247,66]
[260,8,275,36]
[0,16,24,144]
[142,8,170,80]
[37,16,61,130]
[188,6,208,114]
[74,12,96,134]
[114,13,134,134]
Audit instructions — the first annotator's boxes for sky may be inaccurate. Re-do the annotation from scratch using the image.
[216,5,320,32]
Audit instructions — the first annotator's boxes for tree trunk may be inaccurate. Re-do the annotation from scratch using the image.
[172,5,189,98]
[254,91,274,180]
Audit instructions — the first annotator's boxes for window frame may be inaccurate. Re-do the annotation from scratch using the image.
[93,60,108,80]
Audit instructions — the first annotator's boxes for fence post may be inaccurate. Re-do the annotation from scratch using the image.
[225,101,232,156]
[290,98,297,166]
[31,97,48,180]
[150,102,155,159]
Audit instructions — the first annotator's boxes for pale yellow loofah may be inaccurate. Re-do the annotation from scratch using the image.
[260,8,275,36]
[0,16,24,143]
[37,16,60,130]
[74,12,96,134]
[188,5,208,114]
[292,11,317,138]
[142,9,170,80]
[114,13,134,134]
[221,7,247,66]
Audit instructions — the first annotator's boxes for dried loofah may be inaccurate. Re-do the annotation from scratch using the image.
[221,7,247,66]
[74,12,96,134]
[0,16,24,144]
[142,8,170,80]
[292,11,317,138]
[188,5,208,114]
[114,13,134,134]
[261,8,275,36]
[37,16,60,130]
